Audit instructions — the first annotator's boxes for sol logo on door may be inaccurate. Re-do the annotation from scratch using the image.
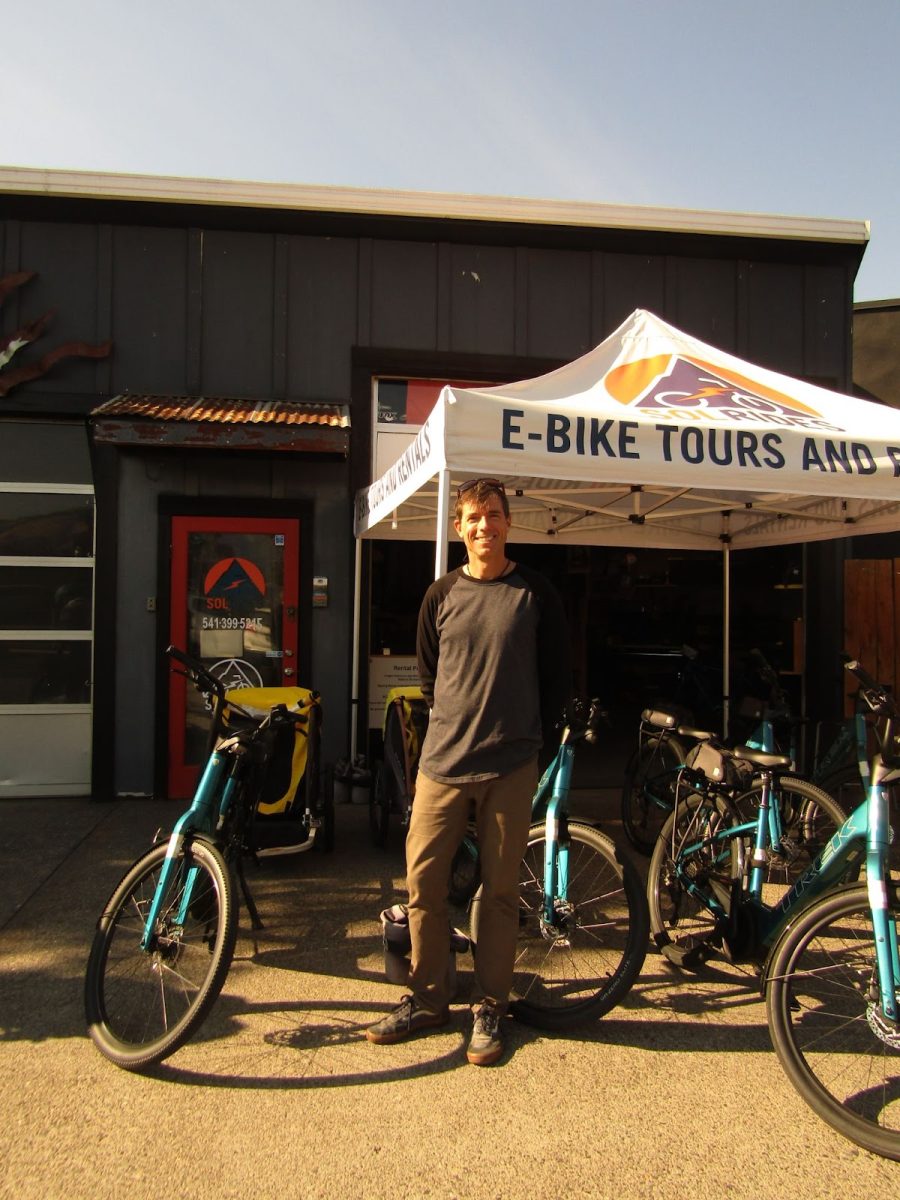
[203,557,266,612]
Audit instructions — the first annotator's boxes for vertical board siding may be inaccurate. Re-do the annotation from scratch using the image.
[111,226,190,395]
[670,258,738,350]
[745,260,804,376]
[286,235,359,399]
[200,230,275,396]
[843,558,899,715]
[600,253,666,333]
[370,240,438,351]
[448,244,517,356]
[18,222,101,391]
[524,248,592,360]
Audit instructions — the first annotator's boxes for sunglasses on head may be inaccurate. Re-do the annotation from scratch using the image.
[456,477,506,500]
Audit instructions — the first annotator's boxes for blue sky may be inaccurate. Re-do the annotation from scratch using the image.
[3,0,897,301]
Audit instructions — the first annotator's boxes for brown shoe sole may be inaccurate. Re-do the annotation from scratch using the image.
[466,1044,503,1066]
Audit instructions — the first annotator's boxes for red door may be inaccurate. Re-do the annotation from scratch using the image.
[168,515,300,798]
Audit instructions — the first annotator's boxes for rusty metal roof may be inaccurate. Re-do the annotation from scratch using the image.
[90,395,350,455]
[92,394,350,427]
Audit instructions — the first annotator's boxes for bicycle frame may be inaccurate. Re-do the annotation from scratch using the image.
[533,739,575,926]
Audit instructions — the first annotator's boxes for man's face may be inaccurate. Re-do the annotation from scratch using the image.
[454,495,511,564]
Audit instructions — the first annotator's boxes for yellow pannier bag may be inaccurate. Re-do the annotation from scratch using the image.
[224,686,319,817]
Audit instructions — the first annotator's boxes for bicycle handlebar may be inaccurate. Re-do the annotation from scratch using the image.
[562,696,607,745]
[844,660,898,718]
[167,644,226,704]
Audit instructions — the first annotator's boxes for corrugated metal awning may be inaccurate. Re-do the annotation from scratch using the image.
[90,394,350,454]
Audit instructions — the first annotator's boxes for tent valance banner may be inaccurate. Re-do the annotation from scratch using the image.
[354,308,900,553]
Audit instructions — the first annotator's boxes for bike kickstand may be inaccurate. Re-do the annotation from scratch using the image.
[237,857,264,930]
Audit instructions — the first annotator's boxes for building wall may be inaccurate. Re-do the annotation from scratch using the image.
[854,300,900,409]
[1,207,861,793]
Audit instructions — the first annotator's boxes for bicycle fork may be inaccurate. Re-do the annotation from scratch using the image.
[140,748,236,950]
[865,779,900,1025]
[542,744,574,931]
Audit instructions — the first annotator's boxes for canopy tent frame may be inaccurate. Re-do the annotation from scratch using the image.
[351,309,900,755]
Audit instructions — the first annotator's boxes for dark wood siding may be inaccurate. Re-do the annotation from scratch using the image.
[448,243,517,356]
[200,230,276,396]
[18,221,103,392]
[600,253,666,332]
[744,260,805,375]
[669,257,737,349]
[286,235,359,399]
[369,239,438,350]
[111,226,190,394]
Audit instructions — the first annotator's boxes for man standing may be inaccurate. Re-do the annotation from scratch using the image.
[366,477,571,1065]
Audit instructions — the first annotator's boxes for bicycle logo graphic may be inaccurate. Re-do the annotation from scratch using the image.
[210,658,264,691]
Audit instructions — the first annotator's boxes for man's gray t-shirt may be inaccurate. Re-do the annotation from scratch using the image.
[416,563,570,783]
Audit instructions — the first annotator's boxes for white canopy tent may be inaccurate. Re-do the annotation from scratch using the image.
[352,309,900,745]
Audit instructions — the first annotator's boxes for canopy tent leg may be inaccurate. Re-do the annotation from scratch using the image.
[722,541,731,738]
[350,536,363,756]
[435,468,451,580]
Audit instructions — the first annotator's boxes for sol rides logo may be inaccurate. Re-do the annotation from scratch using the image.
[605,354,843,433]
[203,557,266,614]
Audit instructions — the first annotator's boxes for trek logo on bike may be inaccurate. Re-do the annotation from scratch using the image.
[605,354,843,435]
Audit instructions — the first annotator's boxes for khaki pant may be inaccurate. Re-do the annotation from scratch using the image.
[405,755,538,1014]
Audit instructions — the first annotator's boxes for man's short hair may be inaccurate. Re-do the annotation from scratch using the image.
[455,477,510,521]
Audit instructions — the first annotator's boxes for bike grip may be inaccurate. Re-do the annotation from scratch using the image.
[844,659,879,690]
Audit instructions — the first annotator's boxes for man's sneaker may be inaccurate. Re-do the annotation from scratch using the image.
[467,1003,503,1066]
[365,995,448,1044]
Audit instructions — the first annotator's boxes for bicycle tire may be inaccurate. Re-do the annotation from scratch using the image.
[369,761,390,847]
[448,836,480,908]
[621,734,689,856]
[817,762,866,819]
[647,791,736,967]
[765,882,900,1161]
[471,821,648,1030]
[85,838,237,1071]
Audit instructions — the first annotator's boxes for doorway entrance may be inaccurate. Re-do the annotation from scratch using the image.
[167,514,301,798]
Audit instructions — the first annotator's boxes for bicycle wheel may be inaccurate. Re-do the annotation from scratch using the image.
[621,734,689,855]
[648,792,736,967]
[369,761,390,847]
[765,882,900,1161]
[818,762,866,819]
[734,775,848,903]
[472,821,648,1029]
[85,838,237,1071]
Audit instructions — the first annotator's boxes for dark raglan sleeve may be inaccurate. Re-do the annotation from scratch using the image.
[416,578,444,708]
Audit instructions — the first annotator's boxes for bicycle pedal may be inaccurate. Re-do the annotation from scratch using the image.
[660,942,711,971]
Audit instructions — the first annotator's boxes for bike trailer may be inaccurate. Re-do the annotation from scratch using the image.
[224,686,321,817]
[381,685,430,814]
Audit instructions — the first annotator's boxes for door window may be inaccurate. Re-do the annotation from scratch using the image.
[168,515,300,797]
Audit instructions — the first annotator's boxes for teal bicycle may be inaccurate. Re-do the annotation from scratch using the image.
[84,646,331,1071]
[764,661,899,1160]
[460,697,649,1029]
[647,661,899,1158]
[622,656,866,857]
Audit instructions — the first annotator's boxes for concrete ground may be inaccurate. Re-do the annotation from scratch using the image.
[1,790,897,1199]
